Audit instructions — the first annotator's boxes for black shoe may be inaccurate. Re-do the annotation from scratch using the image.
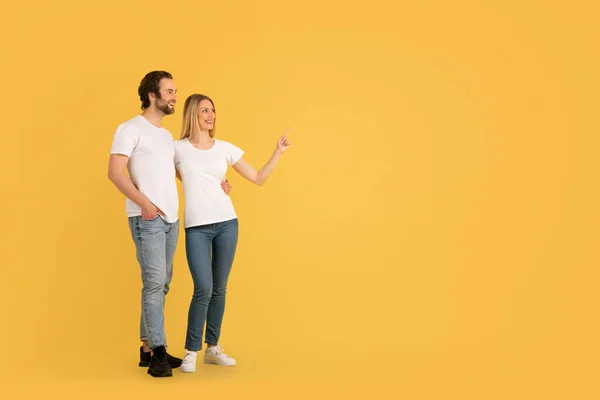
[147,346,172,378]
[139,346,183,368]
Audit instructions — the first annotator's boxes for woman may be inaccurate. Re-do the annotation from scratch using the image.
[174,94,291,372]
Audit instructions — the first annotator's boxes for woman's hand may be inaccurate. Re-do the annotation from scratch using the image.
[276,127,292,154]
[221,179,232,195]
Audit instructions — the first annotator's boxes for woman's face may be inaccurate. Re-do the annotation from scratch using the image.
[197,99,215,132]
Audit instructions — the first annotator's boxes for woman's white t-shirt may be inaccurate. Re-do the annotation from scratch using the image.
[174,138,244,228]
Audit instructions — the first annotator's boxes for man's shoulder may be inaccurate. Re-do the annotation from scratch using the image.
[121,115,145,127]
[116,115,143,133]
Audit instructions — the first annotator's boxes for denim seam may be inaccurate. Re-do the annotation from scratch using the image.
[137,218,158,349]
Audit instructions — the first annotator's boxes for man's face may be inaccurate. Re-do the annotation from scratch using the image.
[153,78,177,115]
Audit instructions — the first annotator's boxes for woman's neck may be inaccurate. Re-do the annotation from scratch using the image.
[188,131,213,145]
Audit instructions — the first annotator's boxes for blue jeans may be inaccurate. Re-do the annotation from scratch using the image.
[184,218,239,351]
[128,216,179,350]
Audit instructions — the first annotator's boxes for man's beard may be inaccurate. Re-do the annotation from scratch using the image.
[156,98,175,115]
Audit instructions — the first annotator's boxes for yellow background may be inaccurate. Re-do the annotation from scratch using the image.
[1,0,599,398]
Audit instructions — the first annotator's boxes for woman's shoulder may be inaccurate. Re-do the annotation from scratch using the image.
[215,138,239,149]
[173,139,190,156]
[173,138,187,146]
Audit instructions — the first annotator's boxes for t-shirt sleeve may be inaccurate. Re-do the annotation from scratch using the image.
[110,123,139,157]
[173,140,181,165]
[225,142,244,165]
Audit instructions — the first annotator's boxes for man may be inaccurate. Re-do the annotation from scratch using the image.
[108,71,231,377]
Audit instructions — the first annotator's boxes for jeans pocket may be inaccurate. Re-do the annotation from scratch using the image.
[137,215,164,235]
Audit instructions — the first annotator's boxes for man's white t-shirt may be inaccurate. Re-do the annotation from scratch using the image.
[110,115,179,223]
[174,138,244,228]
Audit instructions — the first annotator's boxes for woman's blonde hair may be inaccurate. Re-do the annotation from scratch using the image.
[180,94,216,139]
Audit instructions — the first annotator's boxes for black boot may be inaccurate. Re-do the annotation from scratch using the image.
[147,346,172,378]
[140,346,183,368]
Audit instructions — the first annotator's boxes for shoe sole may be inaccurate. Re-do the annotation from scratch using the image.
[140,361,181,368]
[147,369,173,377]
[204,360,236,366]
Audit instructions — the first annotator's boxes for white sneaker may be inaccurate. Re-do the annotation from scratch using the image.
[204,345,236,366]
[180,351,197,373]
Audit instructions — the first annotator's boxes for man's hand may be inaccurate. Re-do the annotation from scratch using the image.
[141,200,165,220]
